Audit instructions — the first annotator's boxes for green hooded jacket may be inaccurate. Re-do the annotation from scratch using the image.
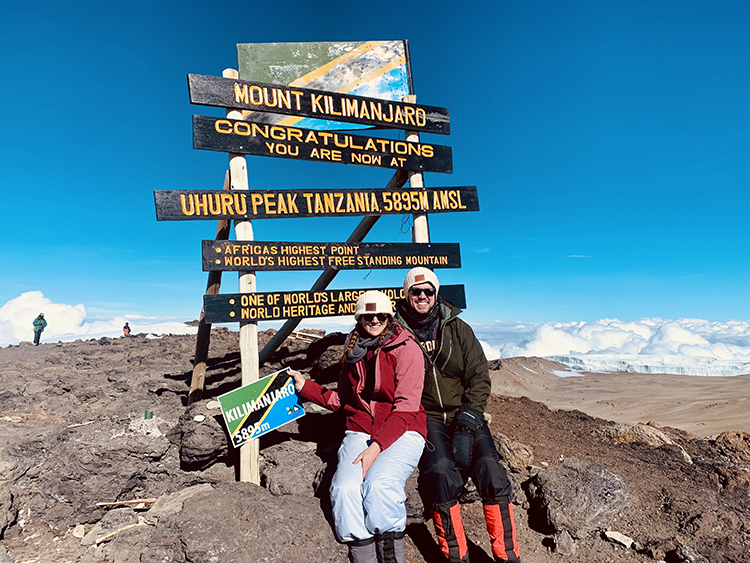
[33,316,47,333]
[395,299,491,423]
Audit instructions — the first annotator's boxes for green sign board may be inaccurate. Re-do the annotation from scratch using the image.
[237,40,413,131]
[218,368,304,448]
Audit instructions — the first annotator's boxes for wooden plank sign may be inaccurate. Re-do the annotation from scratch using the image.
[154,187,478,221]
[218,368,304,447]
[204,285,466,323]
[193,115,453,173]
[188,74,450,135]
[203,241,461,271]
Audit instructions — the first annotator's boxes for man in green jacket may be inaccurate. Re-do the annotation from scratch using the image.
[33,313,47,346]
[394,267,519,563]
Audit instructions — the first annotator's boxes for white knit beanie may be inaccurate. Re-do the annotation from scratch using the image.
[354,290,394,320]
[403,267,440,295]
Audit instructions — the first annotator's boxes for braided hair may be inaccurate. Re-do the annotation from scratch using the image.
[340,316,394,363]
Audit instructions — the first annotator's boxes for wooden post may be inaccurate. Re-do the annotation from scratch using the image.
[224,68,260,484]
[188,171,231,405]
[403,95,430,244]
[258,169,409,365]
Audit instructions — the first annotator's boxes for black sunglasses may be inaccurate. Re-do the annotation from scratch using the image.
[409,287,436,297]
[361,313,389,322]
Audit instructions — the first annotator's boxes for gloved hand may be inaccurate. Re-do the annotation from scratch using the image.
[451,406,484,471]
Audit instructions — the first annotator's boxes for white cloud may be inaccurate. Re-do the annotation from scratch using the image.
[471,317,750,376]
[4,292,749,376]
[0,292,196,346]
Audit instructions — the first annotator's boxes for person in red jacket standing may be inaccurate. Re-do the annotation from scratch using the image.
[289,290,426,563]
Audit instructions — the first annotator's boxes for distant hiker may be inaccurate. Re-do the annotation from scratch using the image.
[33,313,47,346]
[394,267,520,563]
[123,322,131,336]
[289,290,426,563]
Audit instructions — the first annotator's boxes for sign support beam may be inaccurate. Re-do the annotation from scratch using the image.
[258,169,408,365]
[404,95,430,244]
[224,68,260,485]
[188,170,231,405]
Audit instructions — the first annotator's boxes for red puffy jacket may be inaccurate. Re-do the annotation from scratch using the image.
[300,323,427,450]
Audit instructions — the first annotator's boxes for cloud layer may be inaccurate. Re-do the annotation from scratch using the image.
[0,292,196,346]
[3,292,749,376]
[473,318,750,375]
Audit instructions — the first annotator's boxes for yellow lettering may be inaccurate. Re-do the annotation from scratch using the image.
[234,193,247,214]
[208,194,220,215]
[277,193,288,214]
[345,98,358,118]
[355,192,366,212]
[302,193,313,212]
[234,121,250,136]
[220,193,234,215]
[249,85,263,105]
[264,193,276,214]
[234,84,249,104]
[195,194,208,215]
[311,94,325,113]
[290,91,303,110]
[263,87,278,107]
[215,119,233,134]
[404,106,416,126]
[277,89,291,110]
[251,123,269,138]
[251,193,263,214]
[180,194,195,215]
[287,193,299,214]
[333,134,348,148]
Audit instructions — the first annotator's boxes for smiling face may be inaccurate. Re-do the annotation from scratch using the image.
[359,313,390,337]
[406,282,437,315]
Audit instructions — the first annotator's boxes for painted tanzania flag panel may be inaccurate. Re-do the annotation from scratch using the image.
[218,368,304,448]
[237,41,413,131]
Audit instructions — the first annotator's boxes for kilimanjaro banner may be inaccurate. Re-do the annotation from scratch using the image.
[218,368,304,448]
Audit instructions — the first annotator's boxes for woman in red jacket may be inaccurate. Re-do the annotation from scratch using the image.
[289,290,426,563]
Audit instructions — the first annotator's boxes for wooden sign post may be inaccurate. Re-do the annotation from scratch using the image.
[188,171,231,405]
[156,40,484,488]
[222,68,260,484]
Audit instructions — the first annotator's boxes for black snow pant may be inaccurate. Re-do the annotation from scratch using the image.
[419,416,520,562]
[418,416,513,506]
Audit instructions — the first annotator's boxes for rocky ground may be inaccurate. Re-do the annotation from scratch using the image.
[0,330,748,563]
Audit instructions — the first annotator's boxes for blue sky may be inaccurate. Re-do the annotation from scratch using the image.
[1,0,748,339]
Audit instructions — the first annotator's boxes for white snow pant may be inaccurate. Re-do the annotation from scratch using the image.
[330,430,425,543]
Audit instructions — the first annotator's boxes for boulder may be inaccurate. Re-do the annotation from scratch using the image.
[525,456,632,539]
[594,422,692,463]
[715,431,750,466]
[0,486,15,538]
[148,482,348,563]
[493,432,534,473]
[179,404,229,470]
[260,441,326,497]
